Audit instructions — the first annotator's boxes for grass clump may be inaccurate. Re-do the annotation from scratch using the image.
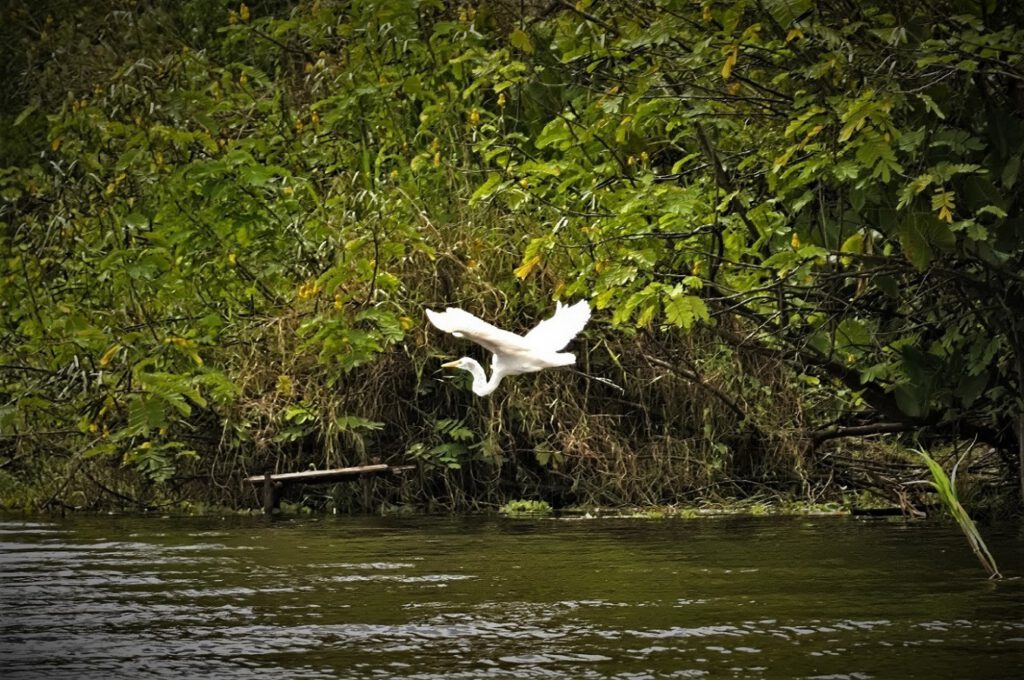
[499,499,553,518]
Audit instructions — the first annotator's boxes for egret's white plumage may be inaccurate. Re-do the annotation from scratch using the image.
[426,300,591,396]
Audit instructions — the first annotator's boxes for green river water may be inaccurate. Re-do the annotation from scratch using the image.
[1,514,1022,678]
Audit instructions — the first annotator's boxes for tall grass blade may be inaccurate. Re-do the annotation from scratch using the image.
[917,449,1001,579]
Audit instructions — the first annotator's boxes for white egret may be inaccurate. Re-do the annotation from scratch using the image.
[426,300,591,396]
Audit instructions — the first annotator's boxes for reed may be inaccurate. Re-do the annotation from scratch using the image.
[917,449,1001,579]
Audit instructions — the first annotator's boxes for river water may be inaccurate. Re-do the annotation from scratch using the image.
[1,514,1021,678]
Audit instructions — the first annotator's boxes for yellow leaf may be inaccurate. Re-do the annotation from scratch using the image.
[840,232,864,258]
[722,46,738,80]
[514,254,542,280]
[786,28,804,43]
[99,344,121,367]
[932,188,956,223]
[239,3,250,22]
[773,147,796,172]
[802,124,825,144]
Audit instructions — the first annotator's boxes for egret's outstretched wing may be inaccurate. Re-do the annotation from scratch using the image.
[426,308,532,355]
[523,300,591,351]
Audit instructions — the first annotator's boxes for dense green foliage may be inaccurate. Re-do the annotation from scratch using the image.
[2,0,1022,511]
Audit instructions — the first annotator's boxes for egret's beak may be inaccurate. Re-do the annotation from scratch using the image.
[441,360,460,369]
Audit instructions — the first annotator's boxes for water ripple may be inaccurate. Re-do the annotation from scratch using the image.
[1,516,1022,679]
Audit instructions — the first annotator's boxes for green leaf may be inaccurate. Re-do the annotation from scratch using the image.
[127,395,167,434]
[336,415,384,431]
[835,319,871,353]
[761,0,811,26]
[402,75,424,98]
[899,213,953,270]
[509,28,534,54]
[1001,155,1020,189]
[283,405,316,423]
[664,295,709,330]
[611,284,657,325]
[470,172,503,203]
[598,264,638,288]
[916,93,946,120]
[894,383,928,418]
[82,442,117,459]
[956,372,988,407]
[13,103,38,127]
[536,117,569,149]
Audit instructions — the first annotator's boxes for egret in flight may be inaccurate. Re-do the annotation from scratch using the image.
[426,300,591,396]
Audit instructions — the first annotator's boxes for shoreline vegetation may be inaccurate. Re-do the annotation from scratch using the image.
[2,0,1023,537]
[0,497,945,520]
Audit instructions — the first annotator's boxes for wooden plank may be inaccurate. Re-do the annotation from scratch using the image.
[245,464,390,484]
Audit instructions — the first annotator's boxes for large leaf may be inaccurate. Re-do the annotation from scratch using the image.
[127,395,167,435]
[762,0,812,26]
[664,295,710,330]
[899,212,954,270]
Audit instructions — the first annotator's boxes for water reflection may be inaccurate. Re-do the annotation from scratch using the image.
[1,516,1022,679]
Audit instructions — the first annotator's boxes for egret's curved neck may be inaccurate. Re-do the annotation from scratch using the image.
[458,358,503,396]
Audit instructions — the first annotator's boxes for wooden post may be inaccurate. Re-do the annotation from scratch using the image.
[262,473,275,515]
